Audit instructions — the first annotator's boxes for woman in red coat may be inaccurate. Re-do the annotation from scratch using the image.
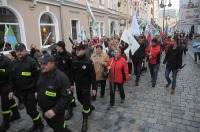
[107,48,129,110]
[146,38,162,87]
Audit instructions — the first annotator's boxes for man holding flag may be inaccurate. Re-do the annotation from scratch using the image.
[3,25,17,51]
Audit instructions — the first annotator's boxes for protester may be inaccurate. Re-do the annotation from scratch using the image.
[193,36,200,64]
[0,53,20,132]
[7,51,25,110]
[55,41,76,120]
[107,48,129,110]
[91,45,109,100]
[132,35,147,86]
[8,43,44,132]
[37,54,73,132]
[163,38,183,94]
[70,44,96,132]
[146,38,162,87]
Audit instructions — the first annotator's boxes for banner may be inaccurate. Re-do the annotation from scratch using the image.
[121,29,140,55]
[86,0,98,31]
[129,14,140,36]
[4,25,17,45]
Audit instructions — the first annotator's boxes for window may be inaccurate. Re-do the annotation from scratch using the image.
[89,21,104,38]
[99,0,104,5]
[0,7,21,52]
[40,13,56,47]
[100,23,103,37]
[71,20,78,40]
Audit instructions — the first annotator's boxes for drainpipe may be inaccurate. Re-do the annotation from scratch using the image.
[59,0,65,42]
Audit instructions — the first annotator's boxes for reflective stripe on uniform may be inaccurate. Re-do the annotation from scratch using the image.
[63,123,68,128]
[10,103,17,109]
[0,69,5,72]
[21,72,31,76]
[82,108,90,114]
[71,99,75,103]
[2,110,11,114]
[45,91,56,97]
[33,114,40,121]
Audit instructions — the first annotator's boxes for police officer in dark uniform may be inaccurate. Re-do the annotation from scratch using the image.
[0,53,20,132]
[55,41,76,120]
[8,43,44,132]
[36,54,73,132]
[70,44,97,132]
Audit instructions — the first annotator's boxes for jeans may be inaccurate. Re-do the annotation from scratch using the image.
[194,52,200,62]
[165,68,178,89]
[148,64,160,84]
[110,83,125,106]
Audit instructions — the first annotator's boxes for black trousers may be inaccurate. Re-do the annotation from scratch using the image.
[43,112,65,132]
[21,91,40,121]
[0,86,16,120]
[133,62,142,82]
[14,90,23,103]
[96,80,106,96]
[128,62,132,74]
[76,87,91,116]
[109,83,125,106]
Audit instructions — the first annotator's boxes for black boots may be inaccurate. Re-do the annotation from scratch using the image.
[81,116,88,132]
[27,119,44,132]
[9,107,21,122]
[0,119,10,132]
[65,107,73,120]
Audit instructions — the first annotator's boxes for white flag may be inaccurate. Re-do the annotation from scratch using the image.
[86,0,97,30]
[129,14,140,36]
[78,26,87,43]
[121,29,140,55]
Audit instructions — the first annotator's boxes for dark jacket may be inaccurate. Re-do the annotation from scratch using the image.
[163,45,183,70]
[37,68,73,114]
[0,54,11,86]
[132,43,146,63]
[56,50,73,77]
[70,54,97,90]
[8,55,38,92]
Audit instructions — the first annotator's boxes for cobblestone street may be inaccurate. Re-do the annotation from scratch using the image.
[1,42,200,132]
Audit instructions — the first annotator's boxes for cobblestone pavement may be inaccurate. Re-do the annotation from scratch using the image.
[1,41,200,132]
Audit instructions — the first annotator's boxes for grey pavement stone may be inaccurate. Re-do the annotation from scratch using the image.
[148,128,159,132]
[153,124,164,130]
[172,118,182,124]
[148,118,157,124]
[176,123,187,130]
[187,126,199,132]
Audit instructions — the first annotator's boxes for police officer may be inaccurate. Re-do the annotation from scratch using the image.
[8,43,44,132]
[56,41,76,120]
[37,54,73,132]
[0,53,20,132]
[70,44,97,132]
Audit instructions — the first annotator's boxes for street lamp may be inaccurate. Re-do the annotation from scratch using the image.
[159,0,172,33]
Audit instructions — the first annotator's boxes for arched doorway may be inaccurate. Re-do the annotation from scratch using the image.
[110,21,116,37]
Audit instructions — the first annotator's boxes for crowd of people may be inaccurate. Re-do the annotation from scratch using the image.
[1,31,199,132]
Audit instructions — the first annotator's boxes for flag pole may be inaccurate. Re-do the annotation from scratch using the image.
[43,32,51,46]
[2,42,6,52]
[3,24,8,52]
